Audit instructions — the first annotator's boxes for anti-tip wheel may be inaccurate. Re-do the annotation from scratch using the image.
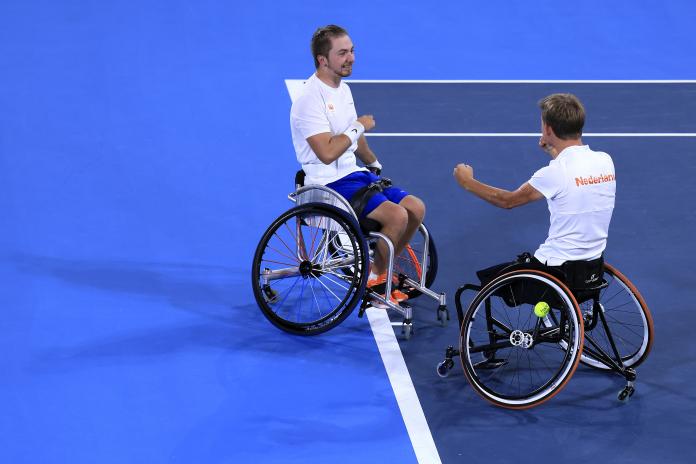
[437,360,451,378]
[618,386,635,402]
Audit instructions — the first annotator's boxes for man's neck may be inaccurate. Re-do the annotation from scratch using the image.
[552,138,583,158]
[315,69,341,88]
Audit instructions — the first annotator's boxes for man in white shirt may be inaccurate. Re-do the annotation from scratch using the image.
[290,25,426,303]
[453,93,616,285]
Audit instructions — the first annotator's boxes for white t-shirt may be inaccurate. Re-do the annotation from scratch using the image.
[290,73,366,185]
[528,145,616,266]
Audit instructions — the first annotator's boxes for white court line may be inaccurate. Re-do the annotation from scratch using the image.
[286,79,442,464]
[287,79,696,92]
[366,307,442,464]
[343,79,696,84]
[284,78,693,464]
[285,79,696,138]
[366,132,696,137]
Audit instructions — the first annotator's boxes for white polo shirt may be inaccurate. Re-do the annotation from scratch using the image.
[290,73,366,185]
[528,145,616,266]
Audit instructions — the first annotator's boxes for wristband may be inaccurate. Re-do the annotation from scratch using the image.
[366,160,382,175]
[343,121,365,145]
[366,160,382,170]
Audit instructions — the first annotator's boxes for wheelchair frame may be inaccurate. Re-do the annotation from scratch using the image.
[290,184,448,333]
[437,263,653,408]
[254,182,447,338]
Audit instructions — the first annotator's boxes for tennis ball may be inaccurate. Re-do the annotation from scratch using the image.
[534,301,550,317]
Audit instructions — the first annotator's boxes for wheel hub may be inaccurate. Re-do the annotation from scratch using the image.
[510,329,534,349]
[299,260,322,278]
[299,260,313,278]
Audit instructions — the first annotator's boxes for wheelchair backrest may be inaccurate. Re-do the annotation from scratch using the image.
[288,170,359,233]
[291,169,382,234]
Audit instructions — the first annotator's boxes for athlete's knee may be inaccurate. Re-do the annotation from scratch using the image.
[402,195,426,222]
[382,203,409,233]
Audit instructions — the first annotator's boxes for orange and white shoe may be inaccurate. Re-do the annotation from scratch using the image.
[389,288,409,302]
[367,272,409,305]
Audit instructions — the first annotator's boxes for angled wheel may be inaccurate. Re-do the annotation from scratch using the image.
[577,263,654,370]
[393,226,438,299]
[460,270,583,409]
[328,223,438,300]
[252,203,368,335]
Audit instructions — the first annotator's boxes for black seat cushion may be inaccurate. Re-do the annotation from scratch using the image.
[359,217,382,234]
[476,254,605,307]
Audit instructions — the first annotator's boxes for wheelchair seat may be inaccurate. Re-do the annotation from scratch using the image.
[252,168,444,338]
[294,169,382,234]
[477,253,608,307]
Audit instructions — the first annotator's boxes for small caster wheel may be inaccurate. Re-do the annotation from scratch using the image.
[437,359,453,378]
[402,323,413,340]
[618,386,635,402]
[437,306,450,327]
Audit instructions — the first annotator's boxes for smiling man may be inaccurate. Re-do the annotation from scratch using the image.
[290,25,426,304]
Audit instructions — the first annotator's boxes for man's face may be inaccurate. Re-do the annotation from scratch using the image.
[540,118,551,144]
[324,35,354,77]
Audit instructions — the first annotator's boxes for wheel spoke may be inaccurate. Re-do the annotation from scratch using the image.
[277,226,303,262]
[313,274,346,303]
[253,205,366,335]
[463,272,581,405]
[260,257,300,267]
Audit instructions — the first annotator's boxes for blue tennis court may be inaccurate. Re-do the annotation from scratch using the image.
[2,1,696,463]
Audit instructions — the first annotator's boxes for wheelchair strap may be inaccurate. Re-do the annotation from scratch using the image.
[349,177,392,218]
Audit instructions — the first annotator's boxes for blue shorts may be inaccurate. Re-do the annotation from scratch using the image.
[326,171,409,218]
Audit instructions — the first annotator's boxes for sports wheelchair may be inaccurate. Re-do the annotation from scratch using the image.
[251,170,448,338]
[436,254,654,409]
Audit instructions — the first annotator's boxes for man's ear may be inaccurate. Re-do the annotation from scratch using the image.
[542,122,555,138]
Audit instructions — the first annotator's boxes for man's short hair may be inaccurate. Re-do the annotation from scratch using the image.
[311,25,348,68]
[538,93,585,140]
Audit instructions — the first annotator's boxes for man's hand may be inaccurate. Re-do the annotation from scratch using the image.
[539,137,558,156]
[366,160,382,175]
[357,115,375,131]
[453,163,474,189]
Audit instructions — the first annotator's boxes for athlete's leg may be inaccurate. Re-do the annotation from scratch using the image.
[395,195,425,254]
[366,200,408,275]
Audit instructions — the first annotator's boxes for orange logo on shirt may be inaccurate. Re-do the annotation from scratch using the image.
[575,173,616,187]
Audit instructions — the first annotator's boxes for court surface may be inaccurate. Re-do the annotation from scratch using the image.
[2,1,696,463]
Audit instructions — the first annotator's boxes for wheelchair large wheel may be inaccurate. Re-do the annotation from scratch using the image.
[393,227,438,299]
[460,270,583,409]
[252,203,369,335]
[577,263,654,370]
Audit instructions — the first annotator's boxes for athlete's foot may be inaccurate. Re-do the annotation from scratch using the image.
[367,272,409,307]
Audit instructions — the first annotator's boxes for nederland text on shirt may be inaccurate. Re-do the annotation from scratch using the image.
[574,173,616,187]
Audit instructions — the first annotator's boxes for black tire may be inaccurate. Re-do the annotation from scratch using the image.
[252,203,369,335]
[577,263,654,370]
[460,270,583,409]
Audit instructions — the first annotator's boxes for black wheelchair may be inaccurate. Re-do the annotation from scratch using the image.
[251,171,448,339]
[437,254,654,408]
